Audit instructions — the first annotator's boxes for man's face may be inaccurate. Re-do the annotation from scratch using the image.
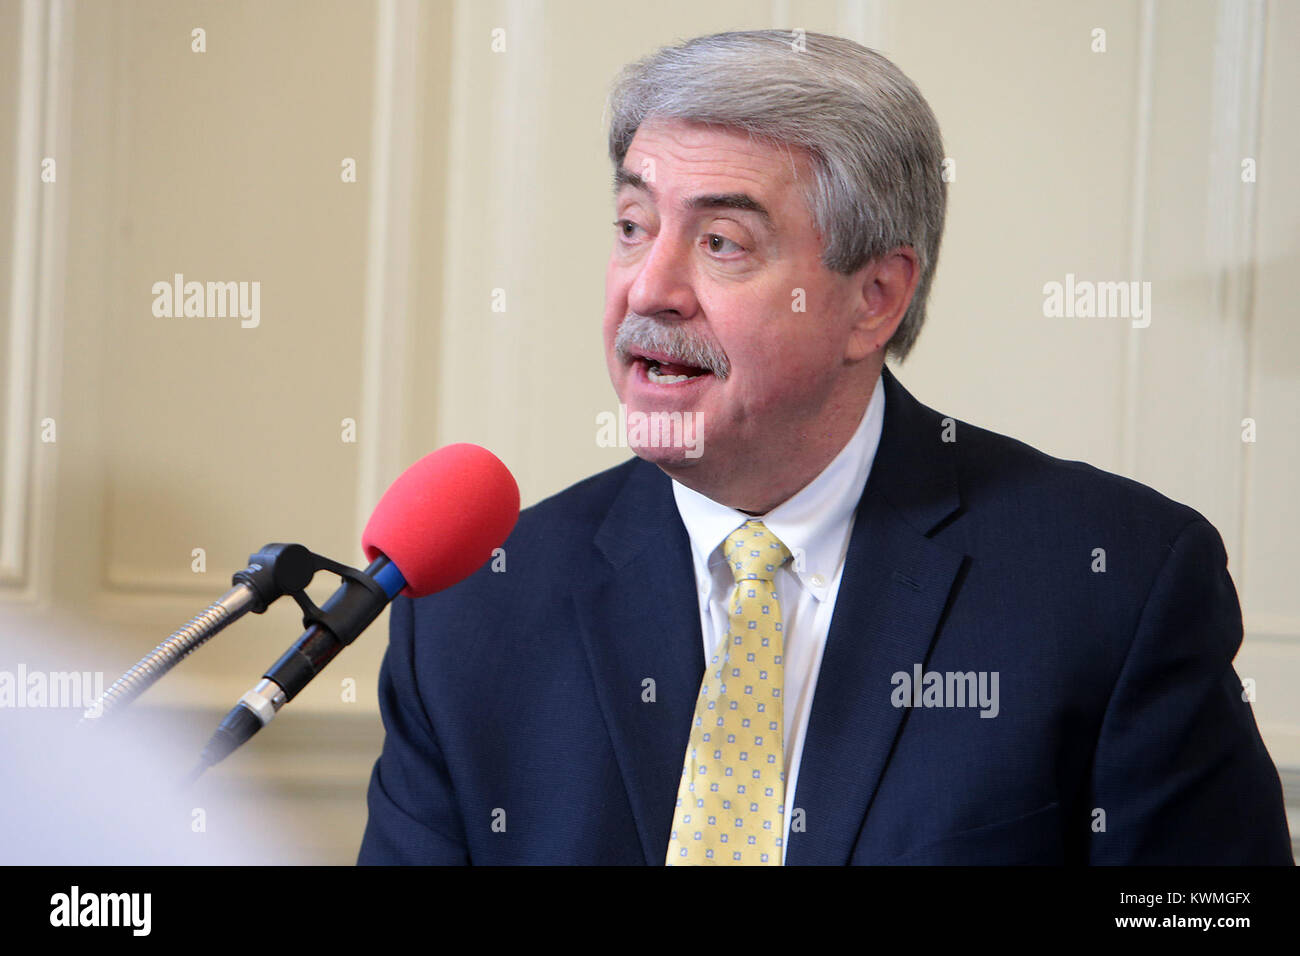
[603,117,873,492]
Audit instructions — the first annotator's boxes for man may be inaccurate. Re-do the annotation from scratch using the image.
[358,30,1291,865]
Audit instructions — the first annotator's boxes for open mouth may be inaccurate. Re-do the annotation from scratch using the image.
[634,351,712,385]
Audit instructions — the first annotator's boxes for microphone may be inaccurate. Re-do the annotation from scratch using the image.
[195,443,520,774]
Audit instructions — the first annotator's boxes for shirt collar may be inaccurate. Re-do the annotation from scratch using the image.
[671,373,886,597]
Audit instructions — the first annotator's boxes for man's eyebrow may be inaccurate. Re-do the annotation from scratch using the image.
[614,166,775,233]
[685,192,774,231]
[613,165,653,197]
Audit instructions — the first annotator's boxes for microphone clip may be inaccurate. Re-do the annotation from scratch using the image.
[235,543,387,644]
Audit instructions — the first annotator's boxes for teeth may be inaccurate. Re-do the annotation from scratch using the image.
[646,365,693,384]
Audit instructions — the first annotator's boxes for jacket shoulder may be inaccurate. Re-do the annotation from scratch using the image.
[942,410,1209,547]
[884,368,1206,540]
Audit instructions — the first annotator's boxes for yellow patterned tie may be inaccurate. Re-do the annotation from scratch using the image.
[666,519,791,865]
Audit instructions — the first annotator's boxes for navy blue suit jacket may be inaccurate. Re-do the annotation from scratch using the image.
[358,367,1292,864]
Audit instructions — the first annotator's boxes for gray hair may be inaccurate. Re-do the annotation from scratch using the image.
[607,30,947,361]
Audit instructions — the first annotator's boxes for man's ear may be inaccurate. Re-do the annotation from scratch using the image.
[845,246,920,361]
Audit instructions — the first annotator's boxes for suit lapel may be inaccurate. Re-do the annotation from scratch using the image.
[574,461,704,865]
[574,368,967,866]
[785,366,967,865]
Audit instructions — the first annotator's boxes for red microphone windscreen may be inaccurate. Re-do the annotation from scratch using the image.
[361,443,520,598]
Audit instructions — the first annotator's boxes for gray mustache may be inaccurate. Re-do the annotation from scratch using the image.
[613,313,731,380]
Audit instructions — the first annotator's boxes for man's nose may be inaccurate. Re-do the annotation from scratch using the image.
[626,232,697,320]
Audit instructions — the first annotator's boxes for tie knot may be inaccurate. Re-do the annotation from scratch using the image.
[723,519,791,583]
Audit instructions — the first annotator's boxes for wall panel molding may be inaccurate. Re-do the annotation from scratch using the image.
[357,0,424,538]
[1121,0,1156,483]
[1208,0,1267,585]
[2,0,72,599]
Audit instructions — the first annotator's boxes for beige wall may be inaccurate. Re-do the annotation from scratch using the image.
[2,0,1296,863]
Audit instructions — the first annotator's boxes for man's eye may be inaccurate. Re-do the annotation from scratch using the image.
[614,219,641,238]
[705,234,744,255]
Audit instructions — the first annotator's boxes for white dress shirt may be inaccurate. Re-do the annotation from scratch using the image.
[670,373,886,861]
